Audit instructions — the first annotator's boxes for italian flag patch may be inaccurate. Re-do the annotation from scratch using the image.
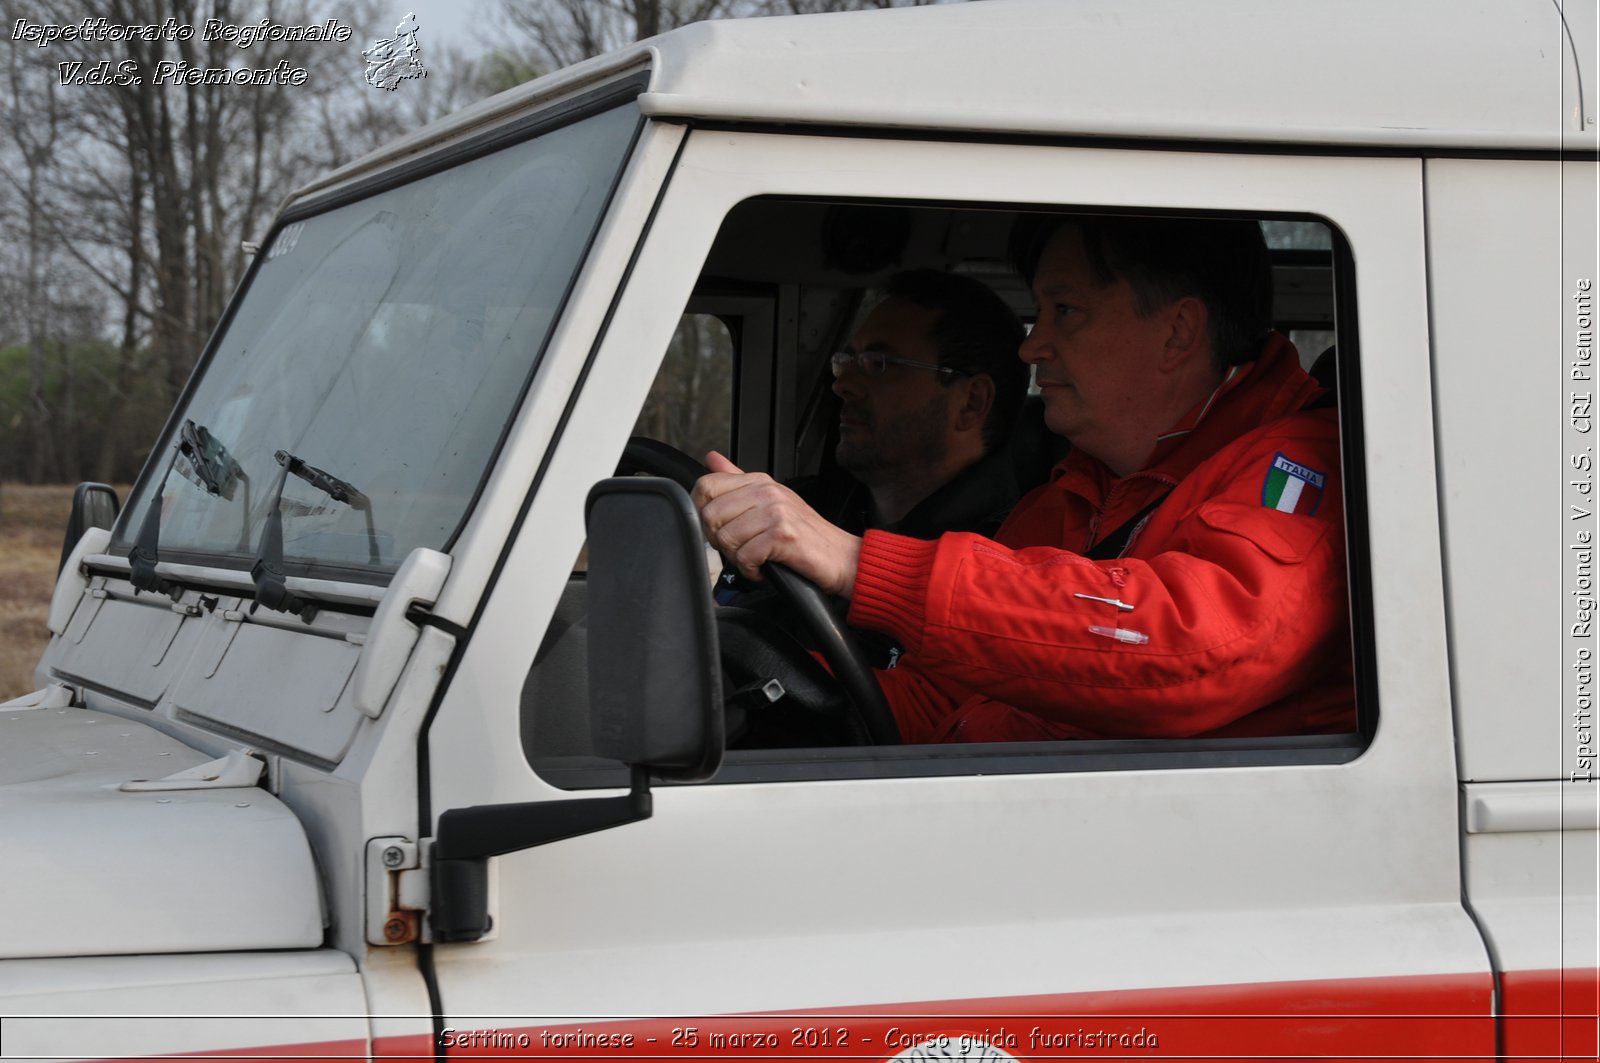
[1261,452,1326,516]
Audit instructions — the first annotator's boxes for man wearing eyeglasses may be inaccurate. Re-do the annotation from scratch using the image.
[804,269,1028,541]
[716,271,1026,680]
[697,215,1354,745]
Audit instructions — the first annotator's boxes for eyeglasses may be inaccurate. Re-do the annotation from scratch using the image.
[830,350,972,378]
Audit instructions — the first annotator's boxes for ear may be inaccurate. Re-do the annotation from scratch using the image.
[1158,296,1211,373]
[952,373,994,434]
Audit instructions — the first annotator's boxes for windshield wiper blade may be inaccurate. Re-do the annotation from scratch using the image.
[131,419,242,598]
[177,420,243,498]
[280,451,368,510]
[250,450,378,620]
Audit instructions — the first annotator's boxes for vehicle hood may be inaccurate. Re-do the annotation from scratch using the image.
[0,705,323,959]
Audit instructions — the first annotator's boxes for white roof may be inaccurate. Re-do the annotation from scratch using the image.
[297,0,1595,203]
[639,0,1592,148]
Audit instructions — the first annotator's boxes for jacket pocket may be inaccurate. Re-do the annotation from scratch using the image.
[1193,500,1329,564]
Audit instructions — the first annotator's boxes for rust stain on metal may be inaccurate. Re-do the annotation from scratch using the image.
[383,911,419,944]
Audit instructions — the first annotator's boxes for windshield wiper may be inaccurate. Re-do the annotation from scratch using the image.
[130,420,247,597]
[179,420,224,494]
[249,450,379,620]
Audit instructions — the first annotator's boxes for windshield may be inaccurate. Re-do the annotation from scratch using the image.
[115,103,639,579]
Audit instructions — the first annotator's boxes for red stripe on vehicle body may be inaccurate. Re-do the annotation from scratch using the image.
[441,971,1496,1060]
[80,1038,369,1061]
[373,1032,443,1058]
[70,968,1599,1061]
[1502,968,1600,1062]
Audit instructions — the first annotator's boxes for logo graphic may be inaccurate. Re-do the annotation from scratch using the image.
[1262,452,1326,516]
[363,12,426,91]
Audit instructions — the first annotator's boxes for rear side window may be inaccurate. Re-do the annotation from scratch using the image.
[632,313,736,461]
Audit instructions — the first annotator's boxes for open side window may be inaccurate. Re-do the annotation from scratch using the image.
[524,195,1368,788]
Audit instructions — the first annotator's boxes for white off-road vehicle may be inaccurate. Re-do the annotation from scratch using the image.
[4,1,1596,1058]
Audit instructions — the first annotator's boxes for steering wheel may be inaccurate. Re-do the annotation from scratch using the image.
[619,437,901,745]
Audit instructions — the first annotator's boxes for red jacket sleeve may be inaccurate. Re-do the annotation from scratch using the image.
[849,425,1348,741]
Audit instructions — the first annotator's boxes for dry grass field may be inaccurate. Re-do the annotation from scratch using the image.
[0,483,77,699]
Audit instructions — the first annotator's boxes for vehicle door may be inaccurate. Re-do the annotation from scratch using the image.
[422,125,1495,1058]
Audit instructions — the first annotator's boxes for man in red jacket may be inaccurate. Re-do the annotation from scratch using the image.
[695,215,1354,743]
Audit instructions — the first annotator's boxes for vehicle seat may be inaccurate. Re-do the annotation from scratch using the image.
[1006,394,1070,495]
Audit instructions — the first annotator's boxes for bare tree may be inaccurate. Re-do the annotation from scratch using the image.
[318,38,493,166]
[0,0,945,482]
[4,4,69,481]
[0,0,488,482]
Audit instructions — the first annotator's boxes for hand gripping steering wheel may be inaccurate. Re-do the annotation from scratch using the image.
[619,437,901,745]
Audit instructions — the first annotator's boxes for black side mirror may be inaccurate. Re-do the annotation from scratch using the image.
[58,483,120,575]
[430,477,723,943]
[584,476,723,779]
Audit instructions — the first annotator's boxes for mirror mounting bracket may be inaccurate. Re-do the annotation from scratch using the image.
[429,766,651,943]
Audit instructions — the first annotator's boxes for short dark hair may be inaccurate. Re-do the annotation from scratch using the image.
[1011,215,1274,369]
[882,269,1028,453]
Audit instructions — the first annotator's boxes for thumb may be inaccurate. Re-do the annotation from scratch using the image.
[705,450,745,475]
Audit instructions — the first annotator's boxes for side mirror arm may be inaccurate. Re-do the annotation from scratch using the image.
[428,476,721,944]
[429,767,651,943]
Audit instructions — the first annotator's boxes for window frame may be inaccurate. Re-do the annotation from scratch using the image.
[513,128,1422,791]
[526,203,1371,791]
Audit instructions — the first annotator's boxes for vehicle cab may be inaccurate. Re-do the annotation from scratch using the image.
[3,1,1596,1058]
